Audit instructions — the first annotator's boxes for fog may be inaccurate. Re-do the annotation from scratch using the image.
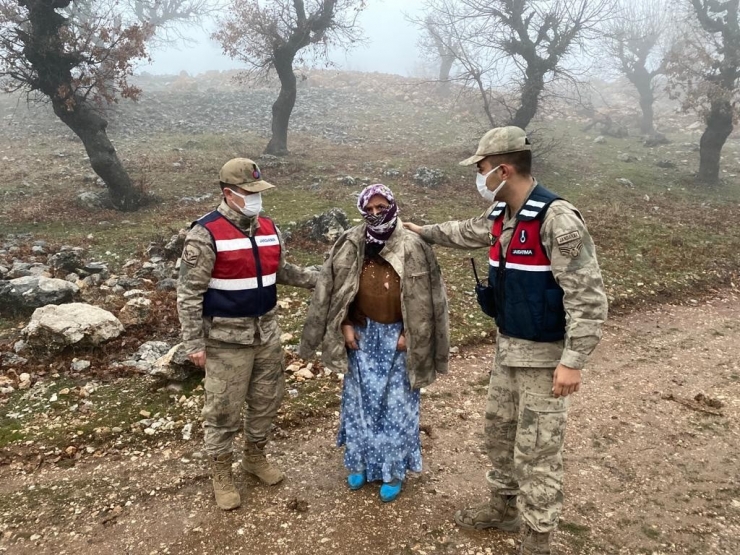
[140,0,428,77]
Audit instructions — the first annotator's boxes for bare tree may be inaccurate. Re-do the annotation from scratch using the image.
[419,0,613,129]
[666,0,740,184]
[214,0,366,156]
[601,0,670,136]
[418,14,459,94]
[0,0,152,211]
[62,0,216,66]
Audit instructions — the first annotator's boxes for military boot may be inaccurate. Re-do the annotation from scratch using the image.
[519,526,551,555]
[454,493,521,531]
[211,453,241,510]
[241,441,284,485]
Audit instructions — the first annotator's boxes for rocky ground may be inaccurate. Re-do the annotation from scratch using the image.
[1,293,739,555]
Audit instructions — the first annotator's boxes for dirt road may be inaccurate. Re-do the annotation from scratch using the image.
[2,293,739,555]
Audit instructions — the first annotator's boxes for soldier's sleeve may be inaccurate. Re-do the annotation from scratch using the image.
[177,225,216,355]
[275,226,319,289]
[298,241,338,360]
[542,202,609,370]
[419,208,493,250]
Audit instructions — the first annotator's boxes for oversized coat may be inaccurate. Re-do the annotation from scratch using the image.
[299,220,449,389]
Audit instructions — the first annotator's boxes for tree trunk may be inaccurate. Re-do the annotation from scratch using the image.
[510,67,545,129]
[265,52,297,156]
[697,98,733,184]
[629,70,655,136]
[437,54,454,95]
[639,94,655,136]
[52,97,143,211]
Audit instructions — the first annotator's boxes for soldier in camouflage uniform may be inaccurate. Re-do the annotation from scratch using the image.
[177,158,318,510]
[405,127,608,554]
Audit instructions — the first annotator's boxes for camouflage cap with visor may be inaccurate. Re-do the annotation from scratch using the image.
[219,158,275,193]
[460,126,532,166]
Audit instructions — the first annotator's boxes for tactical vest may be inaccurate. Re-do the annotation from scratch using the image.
[488,184,567,342]
[195,211,281,318]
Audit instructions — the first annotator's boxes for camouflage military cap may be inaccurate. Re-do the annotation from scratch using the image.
[218,158,275,193]
[460,126,532,166]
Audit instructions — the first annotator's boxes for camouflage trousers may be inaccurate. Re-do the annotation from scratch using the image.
[202,339,285,457]
[484,357,570,533]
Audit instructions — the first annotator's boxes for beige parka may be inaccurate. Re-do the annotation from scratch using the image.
[299,220,449,389]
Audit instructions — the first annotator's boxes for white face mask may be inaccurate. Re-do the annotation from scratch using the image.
[475,165,505,203]
[229,189,262,217]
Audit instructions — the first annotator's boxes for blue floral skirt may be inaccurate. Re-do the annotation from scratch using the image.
[337,318,422,483]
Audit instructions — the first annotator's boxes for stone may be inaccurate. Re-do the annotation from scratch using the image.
[164,229,188,260]
[1,352,28,366]
[299,208,350,243]
[617,153,637,163]
[644,133,670,147]
[70,359,91,372]
[656,159,676,169]
[150,343,201,381]
[81,262,109,277]
[157,278,178,291]
[119,297,152,326]
[6,262,49,279]
[0,276,79,316]
[295,368,315,380]
[134,341,172,364]
[593,136,606,144]
[77,191,108,209]
[22,303,124,354]
[48,249,86,274]
[413,167,446,188]
[616,178,634,188]
[338,175,356,186]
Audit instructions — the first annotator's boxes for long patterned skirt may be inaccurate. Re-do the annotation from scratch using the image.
[337,318,422,483]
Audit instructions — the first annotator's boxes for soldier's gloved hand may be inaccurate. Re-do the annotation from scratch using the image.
[552,364,581,397]
[188,350,207,368]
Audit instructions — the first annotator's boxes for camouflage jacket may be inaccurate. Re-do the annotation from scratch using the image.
[177,201,318,353]
[420,180,608,370]
[299,220,450,389]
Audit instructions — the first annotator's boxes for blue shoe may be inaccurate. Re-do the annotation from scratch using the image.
[379,480,402,503]
[347,472,366,490]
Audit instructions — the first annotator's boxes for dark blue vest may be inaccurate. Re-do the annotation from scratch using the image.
[488,185,567,342]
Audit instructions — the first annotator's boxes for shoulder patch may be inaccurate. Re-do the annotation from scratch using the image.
[182,243,201,267]
[556,230,581,245]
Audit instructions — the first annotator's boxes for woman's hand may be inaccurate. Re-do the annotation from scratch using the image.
[343,324,360,350]
[396,330,407,351]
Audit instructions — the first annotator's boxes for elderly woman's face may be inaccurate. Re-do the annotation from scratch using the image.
[364,194,391,216]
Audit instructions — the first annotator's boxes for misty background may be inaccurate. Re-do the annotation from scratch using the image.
[142,0,428,76]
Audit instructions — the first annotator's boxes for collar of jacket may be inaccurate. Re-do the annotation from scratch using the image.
[491,178,539,225]
[346,218,406,281]
[217,200,260,235]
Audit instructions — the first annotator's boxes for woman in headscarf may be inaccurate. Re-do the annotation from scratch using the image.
[300,184,449,502]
